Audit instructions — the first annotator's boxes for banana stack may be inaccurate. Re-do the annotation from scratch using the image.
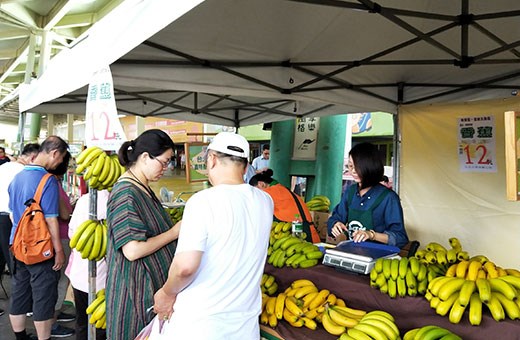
[403,325,461,340]
[69,219,108,261]
[75,146,126,190]
[86,289,106,329]
[267,235,323,269]
[369,257,430,299]
[425,265,520,325]
[414,238,469,273]
[337,310,400,340]
[269,221,292,244]
[261,273,279,296]
[305,195,331,212]
[165,206,184,224]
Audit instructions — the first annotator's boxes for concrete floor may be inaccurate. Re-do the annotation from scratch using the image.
[0,168,208,339]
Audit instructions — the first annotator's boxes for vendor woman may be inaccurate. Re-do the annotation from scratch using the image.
[327,142,409,248]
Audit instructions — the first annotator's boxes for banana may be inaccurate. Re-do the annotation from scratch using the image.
[305,250,324,260]
[375,258,385,273]
[92,152,107,177]
[268,313,277,327]
[294,285,318,299]
[417,264,428,282]
[75,221,97,252]
[488,277,517,300]
[88,222,103,260]
[446,248,459,264]
[97,154,112,183]
[280,237,301,251]
[390,258,399,280]
[409,256,420,276]
[398,257,408,279]
[302,291,319,308]
[430,296,441,309]
[421,326,452,339]
[493,292,520,320]
[90,301,106,323]
[347,327,372,340]
[264,275,275,289]
[286,242,307,257]
[470,254,489,264]
[301,244,320,254]
[359,317,398,340]
[404,270,417,291]
[403,328,420,340]
[76,146,97,165]
[484,261,499,279]
[322,310,346,336]
[498,275,520,290]
[86,295,105,314]
[469,292,482,326]
[81,235,95,259]
[265,296,276,315]
[299,259,319,268]
[361,314,399,338]
[79,147,105,172]
[382,258,392,279]
[426,242,447,253]
[496,267,508,277]
[370,268,380,282]
[285,296,304,317]
[69,220,95,248]
[274,293,286,319]
[89,175,99,189]
[290,254,308,268]
[505,269,520,278]
[457,250,470,261]
[428,276,454,297]
[438,277,465,301]
[387,278,397,298]
[449,237,462,250]
[445,263,457,277]
[424,251,437,264]
[397,277,407,297]
[435,250,448,265]
[353,322,389,340]
[455,260,470,279]
[458,279,476,307]
[335,298,346,307]
[328,307,359,328]
[332,305,367,320]
[260,310,269,325]
[449,300,467,324]
[285,253,301,267]
[96,222,107,260]
[274,251,286,268]
[266,280,278,295]
[435,292,458,316]
[485,293,506,321]
[83,160,97,181]
[326,293,337,305]
[95,315,105,329]
[364,310,394,322]
[274,222,283,233]
[272,235,292,250]
[418,278,428,295]
[476,278,491,303]
[300,316,317,330]
[308,289,330,309]
[414,325,443,340]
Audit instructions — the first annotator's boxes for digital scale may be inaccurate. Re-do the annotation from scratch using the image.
[322,241,400,274]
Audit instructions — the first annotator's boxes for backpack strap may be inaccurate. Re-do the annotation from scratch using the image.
[33,173,53,205]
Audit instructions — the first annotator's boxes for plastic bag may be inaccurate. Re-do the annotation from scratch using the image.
[134,315,166,340]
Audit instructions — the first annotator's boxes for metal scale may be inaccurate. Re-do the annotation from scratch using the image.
[322,241,400,274]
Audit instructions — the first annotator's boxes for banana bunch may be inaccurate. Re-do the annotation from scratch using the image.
[267,235,323,269]
[261,273,279,296]
[445,258,509,280]
[425,274,520,325]
[269,221,292,245]
[87,289,106,329]
[165,206,184,224]
[260,279,354,332]
[403,325,461,340]
[305,195,331,212]
[415,238,468,269]
[69,219,108,261]
[75,146,125,190]
[337,310,400,340]
[369,257,430,298]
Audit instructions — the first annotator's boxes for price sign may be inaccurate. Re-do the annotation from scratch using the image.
[85,67,126,151]
[292,117,320,160]
[458,116,496,173]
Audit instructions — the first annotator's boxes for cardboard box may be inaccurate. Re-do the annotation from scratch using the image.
[326,233,347,245]
[310,211,331,241]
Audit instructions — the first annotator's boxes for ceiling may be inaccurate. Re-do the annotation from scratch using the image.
[0,0,123,124]
[7,0,520,128]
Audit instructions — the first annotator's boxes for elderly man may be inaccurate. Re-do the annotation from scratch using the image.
[8,136,69,340]
[153,132,273,339]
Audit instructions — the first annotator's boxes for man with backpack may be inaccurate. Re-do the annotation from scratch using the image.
[7,136,69,340]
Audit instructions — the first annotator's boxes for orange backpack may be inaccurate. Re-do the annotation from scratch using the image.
[11,173,55,265]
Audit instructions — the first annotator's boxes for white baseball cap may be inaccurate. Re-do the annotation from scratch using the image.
[208,132,250,159]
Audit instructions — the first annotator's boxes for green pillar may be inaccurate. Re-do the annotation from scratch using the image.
[27,112,41,141]
[311,114,347,206]
[270,120,295,187]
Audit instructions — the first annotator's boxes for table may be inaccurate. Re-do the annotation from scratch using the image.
[264,264,520,339]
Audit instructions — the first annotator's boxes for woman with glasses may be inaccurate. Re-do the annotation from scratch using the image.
[327,142,409,248]
[105,129,180,340]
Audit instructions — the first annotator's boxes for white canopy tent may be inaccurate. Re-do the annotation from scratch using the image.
[19,0,520,127]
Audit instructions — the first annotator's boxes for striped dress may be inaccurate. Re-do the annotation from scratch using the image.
[105,180,176,340]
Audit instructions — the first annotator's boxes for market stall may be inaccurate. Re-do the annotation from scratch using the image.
[263,263,520,339]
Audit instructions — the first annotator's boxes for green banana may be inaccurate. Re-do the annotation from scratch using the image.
[398,257,409,279]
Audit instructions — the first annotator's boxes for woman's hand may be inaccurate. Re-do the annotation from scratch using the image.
[352,229,373,243]
[331,222,347,238]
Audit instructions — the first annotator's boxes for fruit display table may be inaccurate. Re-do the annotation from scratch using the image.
[264,263,520,339]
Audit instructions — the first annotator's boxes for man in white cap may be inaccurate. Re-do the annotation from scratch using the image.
[153,132,273,339]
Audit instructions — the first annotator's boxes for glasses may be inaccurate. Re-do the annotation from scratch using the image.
[151,156,170,168]
[347,163,357,173]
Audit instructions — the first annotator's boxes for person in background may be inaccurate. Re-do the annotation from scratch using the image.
[66,189,110,340]
[47,152,75,338]
[0,146,14,166]
[243,163,256,184]
[327,143,408,248]
[8,136,69,340]
[250,170,320,243]
[380,175,392,189]
[0,143,39,319]
[251,144,269,173]
[152,132,273,339]
[105,129,181,340]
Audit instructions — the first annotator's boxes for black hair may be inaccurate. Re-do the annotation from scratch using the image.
[0,147,4,152]
[249,169,274,186]
[118,129,175,167]
[21,143,40,156]
[381,175,389,183]
[262,144,270,151]
[48,151,71,176]
[40,136,68,155]
[349,142,384,189]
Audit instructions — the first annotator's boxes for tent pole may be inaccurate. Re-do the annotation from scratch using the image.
[392,108,401,194]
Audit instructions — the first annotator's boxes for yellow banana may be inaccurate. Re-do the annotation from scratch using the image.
[405,269,417,290]
[274,222,283,233]
[364,310,394,322]
[88,222,103,260]
[390,258,399,280]
[455,260,470,279]
[92,152,107,177]
[95,315,105,329]
[308,289,330,310]
[488,277,517,300]
[294,285,318,299]
[300,316,317,330]
[353,322,389,340]
[469,292,482,325]
[86,295,105,314]
[417,263,428,282]
[260,310,269,325]
[449,300,467,324]
[417,278,428,295]
[82,160,97,181]
[428,276,454,297]
[493,292,520,320]
[435,250,448,265]
[69,220,95,248]
[426,242,447,253]
[403,328,420,340]
[445,263,457,277]
[498,275,520,290]
[80,236,95,259]
[470,254,489,264]
[268,313,277,327]
[438,277,465,301]
[505,269,520,278]
[485,293,506,322]
[409,257,420,276]
[282,308,298,323]
[75,221,97,252]
[97,154,112,183]
[326,293,337,305]
[374,258,385,273]
[347,327,372,340]
[359,317,398,340]
[335,298,346,307]
[264,275,275,289]
[302,291,319,308]
[274,293,286,320]
[435,292,458,316]
[421,326,452,339]
[382,258,392,279]
[285,296,304,317]
[398,257,409,279]
[332,305,367,319]
[90,301,106,323]
[322,310,346,336]
[424,251,437,264]
[361,314,399,339]
[446,248,459,263]
[280,237,301,251]
[397,277,407,297]
[328,307,359,328]
[458,279,476,307]
[387,278,397,298]
[484,261,499,279]
[476,278,491,303]
[265,296,276,315]
[449,237,462,250]
[496,267,508,277]
[457,250,470,261]
[96,221,108,261]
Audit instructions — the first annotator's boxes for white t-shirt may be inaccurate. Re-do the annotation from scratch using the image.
[65,190,109,293]
[0,161,24,212]
[155,184,273,340]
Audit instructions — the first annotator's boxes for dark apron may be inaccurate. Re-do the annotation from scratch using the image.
[346,185,389,240]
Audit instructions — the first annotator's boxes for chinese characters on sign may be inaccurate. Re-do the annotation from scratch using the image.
[184,143,209,183]
[458,116,496,172]
[292,117,320,160]
[85,67,127,151]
